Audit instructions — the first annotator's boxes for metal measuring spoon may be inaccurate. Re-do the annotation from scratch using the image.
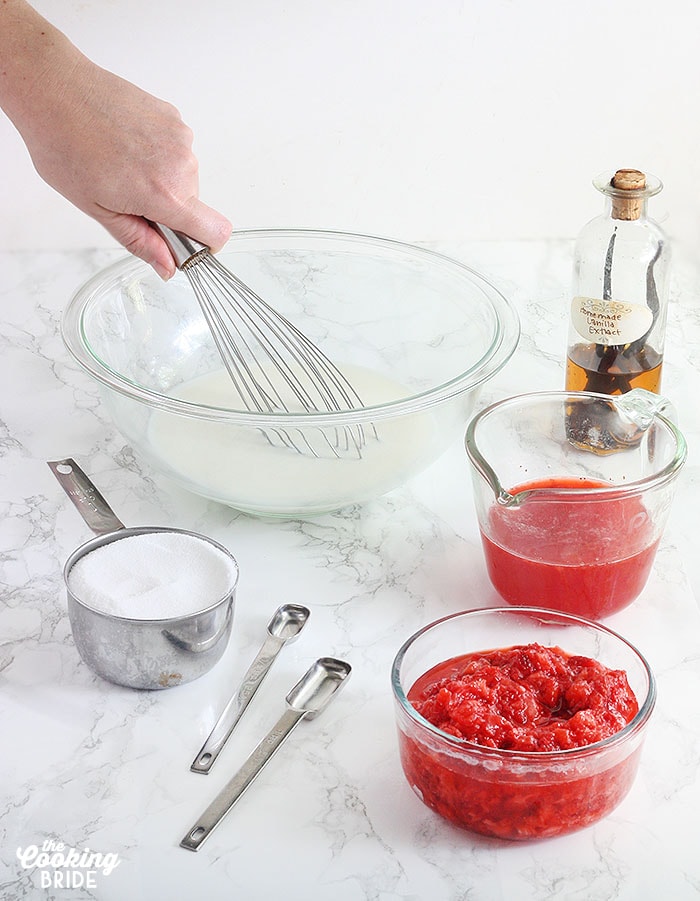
[180,656,351,851]
[191,603,311,774]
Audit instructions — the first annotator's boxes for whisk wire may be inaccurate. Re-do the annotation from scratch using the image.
[179,249,370,458]
[187,264,322,455]
[186,264,278,412]
[206,261,319,411]
[208,257,362,414]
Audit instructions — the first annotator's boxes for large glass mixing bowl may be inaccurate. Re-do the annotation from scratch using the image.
[62,229,519,516]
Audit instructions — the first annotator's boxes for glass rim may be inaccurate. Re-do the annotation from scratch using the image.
[61,227,521,425]
[592,170,663,199]
[390,605,657,763]
[464,389,687,500]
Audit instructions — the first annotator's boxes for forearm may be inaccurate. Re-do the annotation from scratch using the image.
[0,0,82,139]
[0,0,231,274]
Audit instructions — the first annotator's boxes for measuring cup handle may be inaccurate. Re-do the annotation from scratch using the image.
[48,458,126,535]
[614,388,678,428]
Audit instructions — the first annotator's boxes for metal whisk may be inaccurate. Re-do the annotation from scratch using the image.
[154,225,370,458]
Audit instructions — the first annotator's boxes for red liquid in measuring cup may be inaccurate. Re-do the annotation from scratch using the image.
[481,477,659,619]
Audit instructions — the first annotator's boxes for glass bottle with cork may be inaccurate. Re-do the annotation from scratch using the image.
[565,168,670,396]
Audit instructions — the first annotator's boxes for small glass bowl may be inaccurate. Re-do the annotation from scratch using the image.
[391,607,655,841]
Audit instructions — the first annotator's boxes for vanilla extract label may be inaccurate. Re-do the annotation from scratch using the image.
[570,296,653,345]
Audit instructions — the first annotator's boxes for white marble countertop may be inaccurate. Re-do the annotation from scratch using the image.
[1,240,699,901]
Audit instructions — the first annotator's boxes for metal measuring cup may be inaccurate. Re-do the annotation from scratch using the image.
[49,459,240,690]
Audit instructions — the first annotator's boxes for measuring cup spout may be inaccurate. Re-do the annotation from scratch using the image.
[464,433,515,506]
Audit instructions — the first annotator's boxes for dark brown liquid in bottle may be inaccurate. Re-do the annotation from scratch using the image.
[566,342,663,395]
[565,342,663,453]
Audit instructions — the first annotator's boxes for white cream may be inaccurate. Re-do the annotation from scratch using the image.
[146,364,439,514]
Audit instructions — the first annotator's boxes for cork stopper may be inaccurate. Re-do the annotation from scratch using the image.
[610,169,646,221]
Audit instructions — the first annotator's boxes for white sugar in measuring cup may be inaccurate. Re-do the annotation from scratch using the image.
[49,458,240,690]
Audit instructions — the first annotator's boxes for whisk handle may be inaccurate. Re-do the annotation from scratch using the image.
[151,223,209,268]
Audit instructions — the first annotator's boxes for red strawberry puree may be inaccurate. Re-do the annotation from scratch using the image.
[401,643,640,839]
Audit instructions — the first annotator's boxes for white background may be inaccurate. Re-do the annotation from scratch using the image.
[2,0,699,253]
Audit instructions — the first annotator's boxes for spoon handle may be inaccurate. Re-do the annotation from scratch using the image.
[181,707,305,851]
[190,632,284,774]
[180,657,350,852]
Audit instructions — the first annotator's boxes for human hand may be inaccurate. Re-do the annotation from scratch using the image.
[1,2,232,279]
[26,57,232,280]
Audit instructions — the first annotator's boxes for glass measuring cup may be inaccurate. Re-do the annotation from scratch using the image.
[465,390,687,619]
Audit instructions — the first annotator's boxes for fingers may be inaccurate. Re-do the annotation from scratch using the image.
[99,212,177,280]
[97,203,233,281]
[162,196,233,253]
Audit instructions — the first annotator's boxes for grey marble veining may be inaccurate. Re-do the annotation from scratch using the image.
[1,242,699,900]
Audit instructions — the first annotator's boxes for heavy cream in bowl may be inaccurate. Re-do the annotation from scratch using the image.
[145,363,442,517]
